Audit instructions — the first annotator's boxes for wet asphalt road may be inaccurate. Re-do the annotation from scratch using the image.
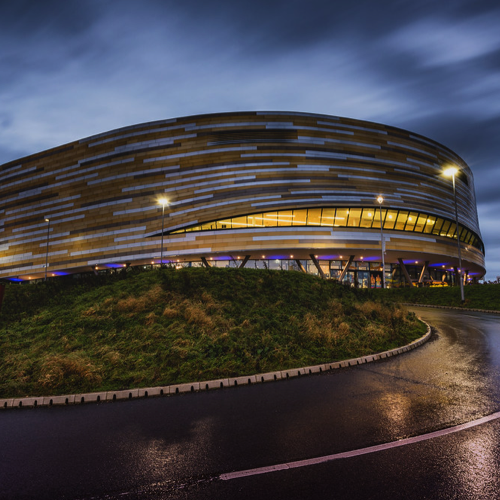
[1,307,500,499]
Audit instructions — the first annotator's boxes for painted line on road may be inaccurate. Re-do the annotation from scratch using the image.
[220,411,500,480]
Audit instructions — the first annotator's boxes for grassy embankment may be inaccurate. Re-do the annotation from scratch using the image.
[0,267,426,399]
[371,284,500,310]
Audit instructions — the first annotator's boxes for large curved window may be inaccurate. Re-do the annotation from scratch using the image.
[170,207,484,253]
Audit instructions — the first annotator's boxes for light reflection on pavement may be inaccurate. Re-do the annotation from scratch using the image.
[1,307,500,499]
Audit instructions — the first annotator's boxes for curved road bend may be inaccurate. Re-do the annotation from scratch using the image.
[1,307,500,499]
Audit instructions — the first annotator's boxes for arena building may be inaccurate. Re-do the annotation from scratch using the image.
[0,111,485,287]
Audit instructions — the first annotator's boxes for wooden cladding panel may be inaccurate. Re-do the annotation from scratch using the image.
[0,111,484,278]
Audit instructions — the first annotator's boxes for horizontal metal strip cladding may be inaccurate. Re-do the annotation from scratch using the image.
[0,111,485,280]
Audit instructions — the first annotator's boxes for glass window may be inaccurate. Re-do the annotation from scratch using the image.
[232,215,248,228]
[414,213,427,232]
[164,208,482,253]
[277,210,293,226]
[218,219,232,229]
[249,213,264,227]
[423,215,437,233]
[371,208,384,229]
[384,210,397,230]
[321,208,336,226]
[432,218,444,235]
[291,209,307,225]
[404,212,418,231]
[439,220,451,236]
[395,211,407,230]
[347,208,362,227]
[307,208,322,226]
[360,208,374,228]
[263,212,278,227]
[335,208,349,227]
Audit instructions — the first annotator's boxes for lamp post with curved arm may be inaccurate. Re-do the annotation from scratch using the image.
[444,167,465,303]
[376,196,386,289]
[44,218,50,281]
[159,198,168,266]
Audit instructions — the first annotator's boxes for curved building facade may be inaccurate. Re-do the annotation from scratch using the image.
[0,111,485,286]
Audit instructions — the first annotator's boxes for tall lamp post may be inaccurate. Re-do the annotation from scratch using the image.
[376,196,386,289]
[444,166,465,303]
[44,218,50,281]
[158,198,168,266]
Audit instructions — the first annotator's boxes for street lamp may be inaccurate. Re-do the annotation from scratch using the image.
[444,166,465,303]
[376,196,386,289]
[44,218,50,281]
[158,198,168,266]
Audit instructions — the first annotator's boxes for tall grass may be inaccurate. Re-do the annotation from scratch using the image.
[0,268,426,398]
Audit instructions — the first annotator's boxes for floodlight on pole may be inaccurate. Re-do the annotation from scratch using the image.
[158,198,168,266]
[444,166,465,302]
[44,218,50,281]
[376,196,385,289]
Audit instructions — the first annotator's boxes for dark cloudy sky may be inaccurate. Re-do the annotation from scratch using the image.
[1,0,499,279]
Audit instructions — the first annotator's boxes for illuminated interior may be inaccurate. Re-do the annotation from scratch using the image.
[170,206,484,253]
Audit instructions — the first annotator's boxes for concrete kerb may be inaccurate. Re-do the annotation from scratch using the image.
[228,375,257,387]
[259,371,283,383]
[12,396,44,408]
[138,387,166,397]
[170,382,201,394]
[43,395,75,406]
[203,379,230,390]
[1,321,432,410]
[105,389,139,402]
[74,392,107,404]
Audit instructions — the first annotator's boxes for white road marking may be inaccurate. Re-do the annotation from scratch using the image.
[220,411,500,480]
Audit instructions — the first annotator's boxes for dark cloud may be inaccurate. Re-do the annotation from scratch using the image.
[0,0,499,278]
[0,0,100,36]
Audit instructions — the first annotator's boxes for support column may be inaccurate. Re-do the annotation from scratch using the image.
[398,258,414,287]
[338,255,355,283]
[309,254,326,279]
[201,257,211,268]
[295,259,307,273]
[453,266,459,287]
[418,260,430,284]
[239,255,250,269]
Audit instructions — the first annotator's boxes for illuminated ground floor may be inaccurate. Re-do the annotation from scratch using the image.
[18,254,473,289]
